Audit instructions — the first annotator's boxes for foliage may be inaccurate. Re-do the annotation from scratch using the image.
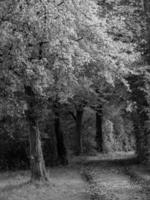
[0,0,149,169]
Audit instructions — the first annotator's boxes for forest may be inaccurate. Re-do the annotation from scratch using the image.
[0,0,150,199]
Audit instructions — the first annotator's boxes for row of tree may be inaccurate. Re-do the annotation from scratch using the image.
[0,0,150,181]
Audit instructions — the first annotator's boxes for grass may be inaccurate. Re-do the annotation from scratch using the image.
[0,153,150,200]
[0,165,89,200]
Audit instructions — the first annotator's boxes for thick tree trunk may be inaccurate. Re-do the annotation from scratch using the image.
[44,111,58,166]
[29,121,48,181]
[54,102,68,165]
[143,0,150,63]
[139,111,150,164]
[133,112,146,162]
[47,128,57,166]
[25,86,48,181]
[96,106,103,152]
[75,109,84,155]
[132,104,150,164]
[144,131,150,164]
[143,0,150,164]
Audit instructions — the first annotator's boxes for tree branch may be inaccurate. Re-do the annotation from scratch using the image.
[68,111,76,121]
[57,1,64,7]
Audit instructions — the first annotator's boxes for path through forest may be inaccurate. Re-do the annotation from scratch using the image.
[81,153,150,200]
[0,153,150,200]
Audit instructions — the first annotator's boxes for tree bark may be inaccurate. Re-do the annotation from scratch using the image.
[138,108,150,164]
[29,121,48,181]
[75,109,84,155]
[46,126,57,166]
[95,106,103,152]
[143,0,150,63]
[25,86,48,181]
[127,74,150,164]
[143,0,150,164]
[132,111,146,162]
[54,102,68,165]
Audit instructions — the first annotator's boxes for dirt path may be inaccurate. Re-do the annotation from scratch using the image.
[81,155,150,200]
[0,154,150,200]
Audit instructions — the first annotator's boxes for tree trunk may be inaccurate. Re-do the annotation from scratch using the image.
[96,106,103,152]
[29,121,48,181]
[143,0,150,164]
[132,103,150,164]
[75,109,84,155]
[132,112,145,162]
[54,102,68,165]
[25,86,48,181]
[139,110,150,164]
[144,131,150,164]
[47,127,57,166]
[143,0,150,63]
[127,74,150,164]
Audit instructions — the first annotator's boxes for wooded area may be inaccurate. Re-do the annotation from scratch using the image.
[0,1,150,194]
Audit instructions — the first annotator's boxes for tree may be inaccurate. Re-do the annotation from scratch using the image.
[24,86,48,181]
[53,99,68,165]
[69,100,85,155]
[0,0,113,179]
[0,0,145,172]
[95,0,146,155]
[141,0,150,163]
[126,0,150,163]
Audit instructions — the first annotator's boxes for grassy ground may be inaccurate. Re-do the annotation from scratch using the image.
[0,152,150,200]
[0,165,89,200]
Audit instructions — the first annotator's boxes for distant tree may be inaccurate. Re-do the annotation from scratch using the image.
[68,77,94,155]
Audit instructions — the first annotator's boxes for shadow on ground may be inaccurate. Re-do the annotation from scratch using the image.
[1,181,30,193]
[84,156,138,167]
